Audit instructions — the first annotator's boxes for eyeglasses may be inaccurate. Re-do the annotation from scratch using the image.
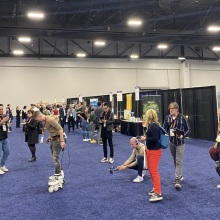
[169,108,177,110]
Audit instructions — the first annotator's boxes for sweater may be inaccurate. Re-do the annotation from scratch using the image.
[146,122,161,150]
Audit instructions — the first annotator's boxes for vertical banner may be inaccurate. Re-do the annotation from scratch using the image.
[135,86,140,101]
[117,91,123,102]
[142,95,162,123]
[54,97,57,103]
[79,95,83,103]
[62,96,65,103]
[109,92,113,102]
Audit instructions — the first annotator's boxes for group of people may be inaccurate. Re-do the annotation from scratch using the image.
[117,102,191,202]
[2,100,220,202]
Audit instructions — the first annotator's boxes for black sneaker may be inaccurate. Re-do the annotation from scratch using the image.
[149,193,163,202]
[148,189,154,196]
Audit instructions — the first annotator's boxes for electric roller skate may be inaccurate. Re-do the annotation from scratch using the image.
[48,170,65,193]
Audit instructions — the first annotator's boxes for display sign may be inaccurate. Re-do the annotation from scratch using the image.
[110,92,113,102]
[79,95,83,102]
[117,91,123,102]
[135,86,140,101]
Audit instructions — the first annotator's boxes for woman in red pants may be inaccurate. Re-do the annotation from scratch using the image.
[141,109,163,202]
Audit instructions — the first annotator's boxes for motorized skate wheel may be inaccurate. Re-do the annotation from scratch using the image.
[53,186,58,192]
[48,186,54,193]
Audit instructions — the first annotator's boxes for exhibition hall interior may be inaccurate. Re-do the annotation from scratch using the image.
[1,0,220,219]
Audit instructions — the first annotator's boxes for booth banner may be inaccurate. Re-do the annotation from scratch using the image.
[110,92,113,102]
[135,86,140,101]
[90,99,98,108]
[79,95,83,102]
[142,95,162,123]
[117,91,123,102]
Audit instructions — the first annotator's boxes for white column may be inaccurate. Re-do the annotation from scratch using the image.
[179,61,190,88]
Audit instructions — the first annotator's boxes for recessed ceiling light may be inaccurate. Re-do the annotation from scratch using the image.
[27,12,44,19]
[18,37,31,42]
[207,26,220,32]
[157,44,168,49]
[76,53,86,57]
[178,57,185,60]
[212,47,220,51]
[127,20,142,26]
[13,50,24,55]
[130,54,139,59]
[94,41,106,46]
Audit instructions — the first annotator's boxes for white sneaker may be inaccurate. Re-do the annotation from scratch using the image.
[83,139,87,141]
[100,157,108,163]
[1,166,8,172]
[0,169,5,175]
[109,158,114,164]
[133,175,144,183]
[217,184,220,189]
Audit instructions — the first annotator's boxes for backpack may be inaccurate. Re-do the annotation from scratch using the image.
[158,126,169,149]
[150,122,169,149]
[209,146,219,161]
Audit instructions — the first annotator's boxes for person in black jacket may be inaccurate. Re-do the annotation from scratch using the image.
[24,110,39,162]
[16,106,21,128]
[99,103,114,164]
[22,106,28,132]
[141,109,163,202]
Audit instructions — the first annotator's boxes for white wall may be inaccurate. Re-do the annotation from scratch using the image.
[0,57,219,114]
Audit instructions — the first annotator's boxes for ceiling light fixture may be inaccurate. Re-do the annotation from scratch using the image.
[207,26,220,32]
[157,44,168,49]
[76,53,86,57]
[13,50,24,55]
[18,37,31,42]
[127,20,142,26]
[27,12,44,19]
[94,41,106,46]
[178,57,185,60]
[130,54,139,59]
[212,47,220,51]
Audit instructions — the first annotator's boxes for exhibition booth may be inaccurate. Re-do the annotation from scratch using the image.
[67,86,217,141]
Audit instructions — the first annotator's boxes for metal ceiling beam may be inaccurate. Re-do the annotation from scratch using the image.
[95,42,113,55]
[119,43,135,56]
[71,40,91,55]
[42,38,66,55]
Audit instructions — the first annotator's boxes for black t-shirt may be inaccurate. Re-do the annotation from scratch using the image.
[0,115,8,140]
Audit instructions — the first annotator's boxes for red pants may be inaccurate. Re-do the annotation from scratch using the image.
[146,148,162,194]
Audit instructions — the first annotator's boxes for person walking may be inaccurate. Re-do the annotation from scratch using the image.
[24,110,39,162]
[163,102,191,189]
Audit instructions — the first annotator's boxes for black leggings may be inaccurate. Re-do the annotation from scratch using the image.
[28,144,36,157]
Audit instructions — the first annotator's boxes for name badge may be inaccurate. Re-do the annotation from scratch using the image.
[170,128,175,137]
[2,124,7,131]
[70,114,73,117]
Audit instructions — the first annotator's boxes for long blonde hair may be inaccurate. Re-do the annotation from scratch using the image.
[145,109,160,127]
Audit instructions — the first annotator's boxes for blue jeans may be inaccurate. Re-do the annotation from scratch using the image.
[128,155,144,176]
[0,138,10,167]
[82,120,90,139]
